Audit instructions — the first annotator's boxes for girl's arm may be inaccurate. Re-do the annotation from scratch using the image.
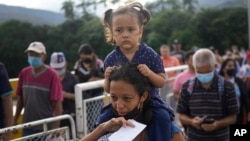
[137,64,166,88]
[104,66,116,92]
[147,72,165,88]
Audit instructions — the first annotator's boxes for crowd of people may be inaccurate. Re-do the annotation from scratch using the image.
[1,1,250,141]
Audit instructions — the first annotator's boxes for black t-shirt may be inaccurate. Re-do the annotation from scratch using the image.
[62,71,78,114]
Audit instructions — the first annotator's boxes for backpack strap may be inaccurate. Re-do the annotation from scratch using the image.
[187,77,196,95]
[187,75,224,97]
[217,75,225,100]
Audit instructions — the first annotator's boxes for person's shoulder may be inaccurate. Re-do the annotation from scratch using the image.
[104,50,116,60]
[171,56,179,62]
[45,66,59,76]
[176,70,188,78]
[20,66,32,73]
[0,63,5,71]
[66,70,78,81]
[182,76,196,87]
[140,43,156,53]
[217,75,233,87]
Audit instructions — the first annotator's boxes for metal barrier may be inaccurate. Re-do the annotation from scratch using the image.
[0,115,77,141]
[74,65,188,138]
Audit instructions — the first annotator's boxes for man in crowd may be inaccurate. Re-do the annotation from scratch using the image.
[177,49,238,141]
[14,41,63,137]
[0,63,13,141]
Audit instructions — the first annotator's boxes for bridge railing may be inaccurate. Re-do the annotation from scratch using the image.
[9,65,188,139]
[0,114,77,141]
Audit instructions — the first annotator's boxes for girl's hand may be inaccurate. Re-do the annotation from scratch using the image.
[102,117,135,133]
[104,66,116,79]
[137,64,152,77]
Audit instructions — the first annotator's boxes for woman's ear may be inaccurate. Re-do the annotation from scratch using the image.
[140,91,149,103]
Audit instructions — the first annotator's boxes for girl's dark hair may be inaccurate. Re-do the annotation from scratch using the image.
[78,43,94,55]
[102,2,151,45]
[218,58,237,76]
[109,63,151,96]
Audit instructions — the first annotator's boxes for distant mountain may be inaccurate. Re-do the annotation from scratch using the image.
[199,0,246,9]
[0,1,246,26]
[0,4,66,25]
[199,0,228,7]
[216,0,246,9]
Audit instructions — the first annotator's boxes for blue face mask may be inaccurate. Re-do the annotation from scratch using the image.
[196,71,214,84]
[28,56,42,68]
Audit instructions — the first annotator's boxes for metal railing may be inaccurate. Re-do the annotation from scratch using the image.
[74,65,188,138]
[0,115,77,141]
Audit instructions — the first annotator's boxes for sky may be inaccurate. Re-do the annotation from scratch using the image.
[0,0,148,13]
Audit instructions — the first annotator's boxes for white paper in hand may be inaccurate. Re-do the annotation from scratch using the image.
[108,119,146,141]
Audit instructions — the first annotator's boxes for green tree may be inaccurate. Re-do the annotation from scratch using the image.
[0,20,48,77]
[193,8,247,52]
[183,0,198,14]
[61,0,75,20]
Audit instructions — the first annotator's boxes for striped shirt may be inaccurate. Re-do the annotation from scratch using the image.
[177,74,238,141]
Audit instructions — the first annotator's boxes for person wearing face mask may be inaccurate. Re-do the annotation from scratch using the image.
[177,49,239,141]
[81,63,185,141]
[50,52,79,136]
[74,44,104,99]
[14,41,63,138]
[218,58,250,125]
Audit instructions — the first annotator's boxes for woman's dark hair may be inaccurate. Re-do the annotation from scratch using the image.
[218,58,237,76]
[109,63,152,124]
[109,63,151,97]
[78,44,94,55]
[184,50,195,62]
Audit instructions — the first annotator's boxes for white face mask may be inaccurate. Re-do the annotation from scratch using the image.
[56,68,66,76]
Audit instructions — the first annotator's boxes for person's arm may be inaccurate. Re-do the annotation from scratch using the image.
[137,64,165,88]
[2,94,13,140]
[14,95,24,124]
[214,114,236,128]
[104,78,110,92]
[173,90,180,101]
[63,91,75,100]
[3,94,13,127]
[52,100,63,129]
[179,114,202,129]
[81,117,134,141]
[103,66,116,93]
[81,123,106,141]
[88,76,103,82]
[201,114,236,132]
[148,72,166,88]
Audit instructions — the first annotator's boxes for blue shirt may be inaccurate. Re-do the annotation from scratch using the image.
[0,63,13,128]
[104,42,165,98]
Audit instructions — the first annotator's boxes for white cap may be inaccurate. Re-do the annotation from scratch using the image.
[25,41,46,54]
[50,52,66,68]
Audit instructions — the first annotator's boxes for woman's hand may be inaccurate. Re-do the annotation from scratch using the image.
[102,117,135,133]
